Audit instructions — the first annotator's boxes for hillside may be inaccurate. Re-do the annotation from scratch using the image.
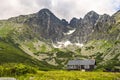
[0,37,57,70]
[0,8,120,71]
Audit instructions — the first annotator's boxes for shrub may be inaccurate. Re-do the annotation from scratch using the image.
[85,46,94,50]
[11,64,36,75]
[0,63,37,76]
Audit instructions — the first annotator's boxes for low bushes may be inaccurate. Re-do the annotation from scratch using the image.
[0,63,37,76]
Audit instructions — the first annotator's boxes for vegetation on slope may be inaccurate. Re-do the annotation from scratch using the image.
[0,63,37,76]
[80,40,120,71]
[0,38,57,70]
[0,9,120,72]
[17,71,120,80]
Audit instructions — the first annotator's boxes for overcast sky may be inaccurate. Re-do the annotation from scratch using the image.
[0,0,120,21]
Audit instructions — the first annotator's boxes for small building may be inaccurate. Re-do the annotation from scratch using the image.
[67,59,96,71]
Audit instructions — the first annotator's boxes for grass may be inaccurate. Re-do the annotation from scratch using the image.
[0,38,57,70]
[0,21,16,37]
[16,71,120,80]
[0,39,37,65]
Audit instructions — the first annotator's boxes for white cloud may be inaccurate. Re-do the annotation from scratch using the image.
[0,0,120,21]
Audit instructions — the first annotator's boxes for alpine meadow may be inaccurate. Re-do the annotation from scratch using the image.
[0,0,120,80]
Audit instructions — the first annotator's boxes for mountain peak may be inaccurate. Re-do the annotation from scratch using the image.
[38,8,53,16]
[88,10,97,14]
[84,11,99,18]
[39,8,51,13]
[83,11,99,25]
[69,17,79,28]
[70,17,79,21]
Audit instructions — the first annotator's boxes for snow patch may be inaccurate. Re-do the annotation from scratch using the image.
[92,29,94,32]
[52,40,84,48]
[63,41,72,47]
[53,41,72,48]
[75,43,84,47]
[64,29,76,35]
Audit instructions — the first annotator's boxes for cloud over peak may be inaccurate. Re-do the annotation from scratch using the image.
[0,0,120,21]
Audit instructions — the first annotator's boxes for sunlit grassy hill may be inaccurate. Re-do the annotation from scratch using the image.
[0,38,58,70]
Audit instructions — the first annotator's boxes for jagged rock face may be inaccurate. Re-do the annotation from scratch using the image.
[67,11,119,43]
[109,11,120,40]
[83,11,99,25]
[61,19,68,27]
[69,18,79,28]
[7,8,120,44]
[25,9,69,41]
[112,10,120,22]
[68,11,100,43]
[94,14,115,32]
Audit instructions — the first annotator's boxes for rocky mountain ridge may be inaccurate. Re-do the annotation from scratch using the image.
[6,8,119,45]
[0,8,120,71]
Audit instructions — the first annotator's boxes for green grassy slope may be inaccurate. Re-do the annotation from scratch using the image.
[0,38,57,70]
[0,39,35,65]
[79,39,120,71]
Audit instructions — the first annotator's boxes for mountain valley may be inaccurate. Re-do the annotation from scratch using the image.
[0,8,120,71]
